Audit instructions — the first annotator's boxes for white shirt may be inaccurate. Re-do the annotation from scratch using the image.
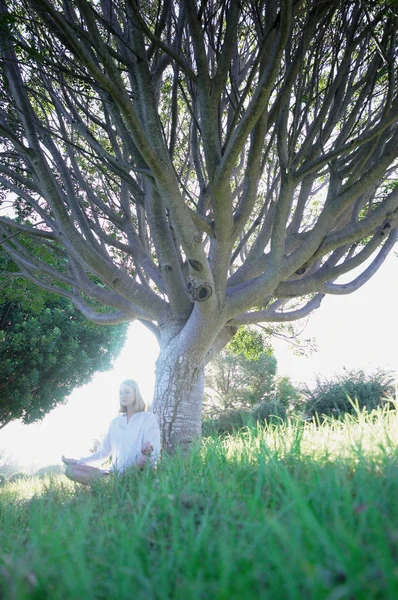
[78,412,161,473]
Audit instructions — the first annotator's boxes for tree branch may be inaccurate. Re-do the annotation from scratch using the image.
[229,293,325,326]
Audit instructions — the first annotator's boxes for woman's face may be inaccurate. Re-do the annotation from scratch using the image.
[119,383,136,407]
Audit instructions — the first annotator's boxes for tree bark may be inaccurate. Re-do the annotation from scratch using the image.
[152,334,205,452]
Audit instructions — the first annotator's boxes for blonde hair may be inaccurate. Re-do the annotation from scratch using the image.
[119,379,147,413]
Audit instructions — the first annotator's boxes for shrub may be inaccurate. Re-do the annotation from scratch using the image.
[251,398,287,423]
[275,376,302,412]
[8,472,27,483]
[35,465,64,478]
[202,408,246,436]
[202,398,288,436]
[302,368,394,419]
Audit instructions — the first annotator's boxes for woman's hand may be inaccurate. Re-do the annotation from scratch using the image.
[136,454,147,467]
[135,442,154,468]
[62,456,79,465]
[141,442,154,456]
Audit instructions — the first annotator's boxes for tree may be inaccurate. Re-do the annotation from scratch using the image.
[0,447,20,479]
[204,328,302,418]
[205,329,277,414]
[0,0,397,450]
[0,253,128,429]
[205,351,278,411]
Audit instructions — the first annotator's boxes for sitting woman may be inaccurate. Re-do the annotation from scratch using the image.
[62,379,161,485]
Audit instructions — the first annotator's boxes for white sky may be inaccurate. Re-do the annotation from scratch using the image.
[0,252,397,472]
[273,251,398,385]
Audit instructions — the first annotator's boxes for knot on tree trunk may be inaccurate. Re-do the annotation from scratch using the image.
[186,277,212,302]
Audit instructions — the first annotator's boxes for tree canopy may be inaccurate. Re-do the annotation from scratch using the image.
[0,254,128,429]
[0,0,397,447]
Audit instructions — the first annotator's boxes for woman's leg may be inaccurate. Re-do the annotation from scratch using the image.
[65,463,110,485]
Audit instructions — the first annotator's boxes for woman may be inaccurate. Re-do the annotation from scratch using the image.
[62,380,161,485]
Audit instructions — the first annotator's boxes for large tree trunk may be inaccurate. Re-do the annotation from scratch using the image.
[151,322,236,451]
[151,334,205,452]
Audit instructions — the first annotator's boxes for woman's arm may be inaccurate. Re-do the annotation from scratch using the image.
[137,415,161,467]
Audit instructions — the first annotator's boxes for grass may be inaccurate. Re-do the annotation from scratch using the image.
[1,404,398,599]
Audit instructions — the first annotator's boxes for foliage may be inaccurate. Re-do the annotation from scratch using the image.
[34,465,64,478]
[6,472,27,483]
[204,332,301,433]
[204,324,303,430]
[0,254,128,428]
[203,372,299,435]
[0,448,20,479]
[227,327,272,360]
[202,398,288,436]
[251,398,288,424]
[275,375,302,410]
[205,347,277,414]
[301,368,395,419]
[2,407,398,599]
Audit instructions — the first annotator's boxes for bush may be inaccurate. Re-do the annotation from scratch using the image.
[0,473,7,487]
[275,376,302,412]
[302,368,394,419]
[202,408,245,436]
[7,472,27,483]
[251,399,287,423]
[35,465,64,478]
[202,373,300,436]
[202,398,288,436]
